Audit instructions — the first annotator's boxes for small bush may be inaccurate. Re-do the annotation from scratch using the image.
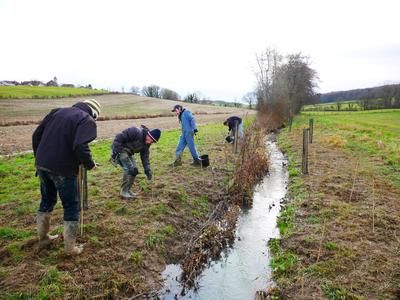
[130,250,144,266]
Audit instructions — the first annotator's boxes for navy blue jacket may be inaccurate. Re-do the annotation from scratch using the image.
[225,116,242,131]
[32,102,97,177]
[111,126,151,173]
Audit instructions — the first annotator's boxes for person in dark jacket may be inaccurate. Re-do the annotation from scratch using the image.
[32,99,101,255]
[170,104,201,167]
[223,116,243,143]
[111,125,161,199]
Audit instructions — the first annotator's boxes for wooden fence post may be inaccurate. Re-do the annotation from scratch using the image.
[302,128,309,174]
[233,122,239,154]
[309,118,314,144]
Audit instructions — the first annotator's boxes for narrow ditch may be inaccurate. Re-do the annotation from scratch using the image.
[158,135,288,299]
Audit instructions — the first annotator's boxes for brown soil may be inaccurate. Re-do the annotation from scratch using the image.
[0,94,251,125]
[0,113,245,155]
[278,128,400,299]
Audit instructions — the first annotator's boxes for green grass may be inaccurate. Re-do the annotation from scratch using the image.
[274,109,399,298]
[0,227,33,240]
[0,86,109,99]
[268,238,298,276]
[297,109,400,188]
[130,250,144,267]
[322,281,362,300]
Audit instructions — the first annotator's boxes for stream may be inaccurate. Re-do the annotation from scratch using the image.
[159,136,288,300]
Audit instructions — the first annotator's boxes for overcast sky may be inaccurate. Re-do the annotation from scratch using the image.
[1,0,399,101]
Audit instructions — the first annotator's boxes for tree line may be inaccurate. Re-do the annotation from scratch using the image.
[317,84,400,110]
[0,77,93,89]
[132,84,247,107]
[319,83,400,103]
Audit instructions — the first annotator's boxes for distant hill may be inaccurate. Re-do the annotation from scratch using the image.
[320,83,400,103]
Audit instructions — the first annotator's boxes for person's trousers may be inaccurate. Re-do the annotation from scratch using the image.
[176,131,200,160]
[37,169,79,221]
[118,151,138,176]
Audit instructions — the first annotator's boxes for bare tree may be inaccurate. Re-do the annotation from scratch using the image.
[282,53,318,116]
[242,92,256,109]
[142,85,161,98]
[255,48,283,111]
[161,88,180,100]
[184,93,200,103]
[130,86,140,95]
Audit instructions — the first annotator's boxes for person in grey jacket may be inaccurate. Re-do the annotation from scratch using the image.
[170,105,201,167]
[111,125,161,199]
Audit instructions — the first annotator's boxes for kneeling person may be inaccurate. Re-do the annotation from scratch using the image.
[111,125,161,199]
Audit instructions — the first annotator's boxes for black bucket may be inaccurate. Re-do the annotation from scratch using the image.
[200,154,210,167]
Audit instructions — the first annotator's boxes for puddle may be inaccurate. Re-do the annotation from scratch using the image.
[159,136,288,299]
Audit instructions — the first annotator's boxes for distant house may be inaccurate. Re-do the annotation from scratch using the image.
[21,80,44,86]
[0,80,19,86]
[46,80,58,87]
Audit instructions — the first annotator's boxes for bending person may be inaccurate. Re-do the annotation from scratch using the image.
[111,125,161,199]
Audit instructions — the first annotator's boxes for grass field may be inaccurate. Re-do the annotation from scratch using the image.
[303,99,400,112]
[302,109,400,186]
[0,121,243,298]
[302,100,362,111]
[0,86,109,99]
[0,94,252,126]
[274,109,400,299]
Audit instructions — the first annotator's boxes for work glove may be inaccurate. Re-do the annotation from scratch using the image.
[145,169,152,180]
[194,129,198,135]
[110,151,119,167]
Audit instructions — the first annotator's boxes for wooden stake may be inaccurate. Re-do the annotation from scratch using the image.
[302,128,309,174]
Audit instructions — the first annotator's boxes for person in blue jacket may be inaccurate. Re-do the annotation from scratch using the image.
[111,125,161,199]
[170,104,201,167]
[32,98,101,255]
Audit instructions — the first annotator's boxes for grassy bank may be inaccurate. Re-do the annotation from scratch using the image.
[273,109,400,299]
[0,122,240,298]
[0,86,109,99]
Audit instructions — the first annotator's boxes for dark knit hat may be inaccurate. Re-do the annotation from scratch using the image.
[148,129,161,142]
[171,104,182,112]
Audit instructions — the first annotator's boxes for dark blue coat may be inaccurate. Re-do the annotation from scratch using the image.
[32,102,97,177]
[225,116,242,131]
[111,126,151,173]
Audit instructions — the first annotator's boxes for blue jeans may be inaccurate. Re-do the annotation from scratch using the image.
[176,131,200,160]
[37,169,79,221]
